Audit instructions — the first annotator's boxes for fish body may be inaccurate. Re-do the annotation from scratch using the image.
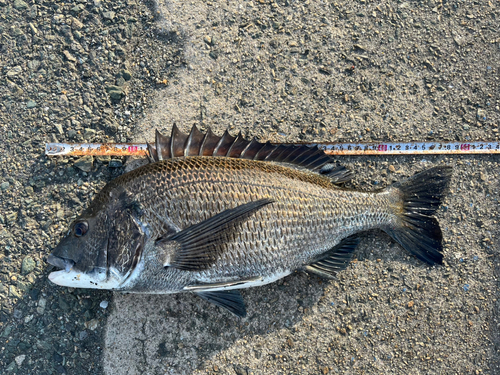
[48,126,452,316]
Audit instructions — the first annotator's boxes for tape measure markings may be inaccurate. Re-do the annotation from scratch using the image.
[45,141,500,156]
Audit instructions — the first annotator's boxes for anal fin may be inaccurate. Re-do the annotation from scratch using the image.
[304,236,360,279]
[196,290,246,317]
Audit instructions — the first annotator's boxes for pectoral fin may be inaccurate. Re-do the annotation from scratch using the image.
[304,236,360,279]
[157,199,273,271]
[196,290,247,317]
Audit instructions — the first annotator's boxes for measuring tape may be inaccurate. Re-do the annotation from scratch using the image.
[45,141,500,157]
[313,141,500,155]
[45,143,149,157]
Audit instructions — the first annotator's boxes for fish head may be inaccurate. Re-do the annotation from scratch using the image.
[48,186,147,290]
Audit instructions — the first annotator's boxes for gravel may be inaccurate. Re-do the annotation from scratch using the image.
[1,0,499,374]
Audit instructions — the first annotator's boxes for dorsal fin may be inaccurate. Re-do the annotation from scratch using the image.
[227,132,251,158]
[240,138,263,160]
[199,127,220,156]
[254,141,277,160]
[170,124,188,157]
[155,130,170,160]
[214,130,236,156]
[265,144,290,163]
[146,125,351,178]
[185,124,205,156]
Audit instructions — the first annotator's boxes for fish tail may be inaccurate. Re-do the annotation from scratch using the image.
[384,166,452,265]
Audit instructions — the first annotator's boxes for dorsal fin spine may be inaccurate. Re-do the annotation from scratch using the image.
[226,132,242,157]
[240,138,262,159]
[170,123,189,157]
[227,132,252,158]
[199,127,220,156]
[254,142,277,160]
[155,130,164,161]
[213,130,235,156]
[185,124,204,156]
[170,123,178,157]
[198,127,211,156]
[146,142,157,163]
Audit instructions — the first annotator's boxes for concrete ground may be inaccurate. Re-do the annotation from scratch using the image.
[106,1,500,374]
[0,0,498,374]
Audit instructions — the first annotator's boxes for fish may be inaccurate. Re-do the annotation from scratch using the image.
[47,125,452,317]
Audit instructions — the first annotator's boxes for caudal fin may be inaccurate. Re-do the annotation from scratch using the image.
[384,166,452,265]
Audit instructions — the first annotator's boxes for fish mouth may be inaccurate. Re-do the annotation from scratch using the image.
[47,254,75,272]
[48,259,122,290]
[47,254,79,286]
[47,253,123,289]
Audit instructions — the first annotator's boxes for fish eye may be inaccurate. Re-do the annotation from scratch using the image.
[74,221,89,237]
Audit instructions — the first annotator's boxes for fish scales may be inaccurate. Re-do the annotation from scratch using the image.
[48,126,451,317]
[106,157,394,284]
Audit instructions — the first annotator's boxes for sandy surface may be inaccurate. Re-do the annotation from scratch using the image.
[0,0,499,374]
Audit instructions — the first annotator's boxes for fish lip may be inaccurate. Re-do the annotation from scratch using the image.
[47,254,75,273]
[48,269,67,284]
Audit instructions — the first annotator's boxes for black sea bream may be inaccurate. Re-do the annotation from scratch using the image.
[48,126,452,316]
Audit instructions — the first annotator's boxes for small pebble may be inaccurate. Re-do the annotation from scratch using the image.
[14,355,26,366]
[21,256,36,275]
[109,159,123,168]
[79,330,89,341]
[85,319,99,331]
[84,128,96,138]
[103,11,116,20]
[74,156,93,172]
[100,300,109,309]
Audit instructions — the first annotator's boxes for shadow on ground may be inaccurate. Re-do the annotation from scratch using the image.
[0,269,112,374]
[103,232,422,375]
